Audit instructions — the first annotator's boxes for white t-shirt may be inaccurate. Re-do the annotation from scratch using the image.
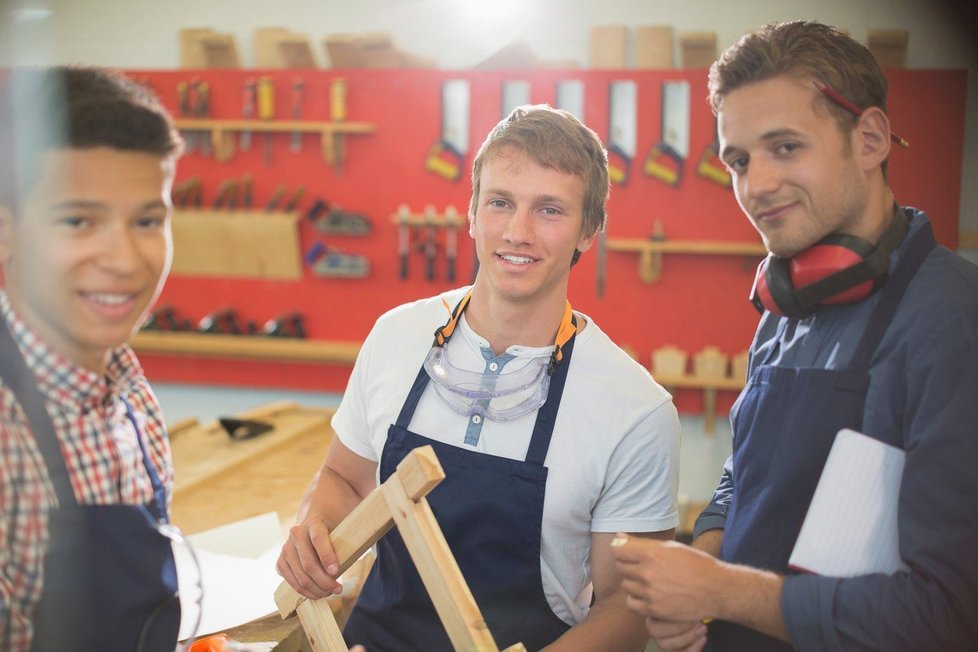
[333,287,681,625]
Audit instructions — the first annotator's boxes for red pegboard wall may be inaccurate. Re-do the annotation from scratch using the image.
[128,68,967,414]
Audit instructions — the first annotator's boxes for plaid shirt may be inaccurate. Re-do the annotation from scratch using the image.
[0,291,174,652]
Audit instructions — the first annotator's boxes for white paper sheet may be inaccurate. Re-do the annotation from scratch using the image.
[174,512,285,639]
[789,428,908,577]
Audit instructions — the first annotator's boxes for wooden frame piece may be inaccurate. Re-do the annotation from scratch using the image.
[274,445,526,651]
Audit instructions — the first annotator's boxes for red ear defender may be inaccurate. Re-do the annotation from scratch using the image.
[750,212,910,318]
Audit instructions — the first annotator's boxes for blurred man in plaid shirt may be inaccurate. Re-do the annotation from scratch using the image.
[0,66,184,651]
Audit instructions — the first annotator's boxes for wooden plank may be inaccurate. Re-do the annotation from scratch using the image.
[382,474,498,651]
[132,331,361,365]
[959,230,978,250]
[275,446,446,618]
[635,26,673,69]
[296,598,348,652]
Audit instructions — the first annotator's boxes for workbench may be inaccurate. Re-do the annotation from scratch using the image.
[169,402,335,650]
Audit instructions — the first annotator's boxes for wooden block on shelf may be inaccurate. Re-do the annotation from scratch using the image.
[590,25,628,69]
[693,346,728,379]
[180,28,240,68]
[867,29,908,68]
[255,28,318,68]
[359,33,399,68]
[324,33,363,68]
[679,31,717,69]
[635,25,673,69]
[170,209,303,280]
[652,345,688,377]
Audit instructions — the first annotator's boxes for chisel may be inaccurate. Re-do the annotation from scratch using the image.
[290,77,304,152]
[258,76,275,166]
[397,204,410,279]
[424,205,438,281]
[445,205,459,282]
[241,78,256,151]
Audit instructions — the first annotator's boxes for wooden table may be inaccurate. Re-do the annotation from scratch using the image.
[169,402,335,650]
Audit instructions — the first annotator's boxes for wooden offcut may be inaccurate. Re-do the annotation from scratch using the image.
[180,28,240,68]
[255,28,318,68]
[679,32,717,69]
[590,26,628,69]
[170,209,303,280]
[867,29,909,68]
[635,26,674,69]
[274,446,527,652]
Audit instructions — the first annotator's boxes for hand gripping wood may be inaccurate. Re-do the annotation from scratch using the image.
[273,445,526,652]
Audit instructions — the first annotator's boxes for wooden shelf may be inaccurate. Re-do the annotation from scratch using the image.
[653,373,745,434]
[607,223,766,284]
[174,118,375,165]
[132,331,360,364]
[960,230,978,250]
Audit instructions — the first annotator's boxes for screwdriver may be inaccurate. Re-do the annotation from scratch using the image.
[241,78,256,151]
[258,76,275,166]
[290,77,305,152]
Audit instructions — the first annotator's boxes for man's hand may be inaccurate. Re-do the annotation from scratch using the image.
[610,533,789,643]
[276,517,343,599]
[643,617,708,652]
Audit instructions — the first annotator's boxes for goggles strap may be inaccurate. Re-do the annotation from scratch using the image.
[433,290,577,376]
[433,290,473,346]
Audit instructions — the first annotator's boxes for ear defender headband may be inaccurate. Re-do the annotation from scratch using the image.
[750,208,909,318]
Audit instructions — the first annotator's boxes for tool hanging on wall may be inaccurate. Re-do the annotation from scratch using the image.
[307,199,372,235]
[555,80,585,121]
[696,120,732,188]
[283,186,305,213]
[643,81,690,187]
[397,204,411,279]
[171,177,202,209]
[265,184,287,212]
[291,77,305,152]
[258,76,276,165]
[194,79,212,157]
[198,308,257,335]
[423,204,439,281]
[176,80,195,152]
[330,77,348,175]
[607,80,637,185]
[262,312,307,339]
[501,80,531,118]
[445,205,460,282]
[142,305,191,332]
[241,174,253,209]
[304,242,370,278]
[241,78,256,150]
[212,178,239,210]
[425,79,470,182]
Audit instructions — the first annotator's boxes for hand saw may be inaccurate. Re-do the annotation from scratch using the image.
[501,80,531,117]
[425,80,470,182]
[696,119,732,187]
[643,81,690,186]
[555,80,585,120]
[607,80,637,186]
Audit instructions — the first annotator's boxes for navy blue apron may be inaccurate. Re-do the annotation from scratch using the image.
[707,219,936,650]
[343,323,577,651]
[0,316,180,652]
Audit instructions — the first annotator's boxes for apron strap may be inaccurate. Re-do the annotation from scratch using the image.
[120,396,170,524]
[848,218,936,373]
[525,318,576,466]
[0,315,77,507]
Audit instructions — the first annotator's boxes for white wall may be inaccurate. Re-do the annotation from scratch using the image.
[1,0,975,235]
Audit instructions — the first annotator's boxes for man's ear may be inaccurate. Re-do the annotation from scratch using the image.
[0,206,14,265]
[468,209,476,239]
[854,106,892,172]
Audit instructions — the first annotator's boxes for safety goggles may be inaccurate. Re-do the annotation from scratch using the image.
[424,291,577,422]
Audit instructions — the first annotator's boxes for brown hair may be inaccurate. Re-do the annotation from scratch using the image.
[469,104,609,241]
[0,65,182,210]
[709,21,890,167]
